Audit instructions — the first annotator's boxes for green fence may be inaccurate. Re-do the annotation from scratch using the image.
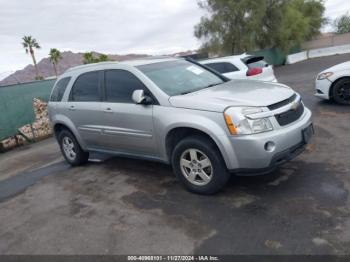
[250,46,301,66]
[250,48,286,66]
[0,79,56,140]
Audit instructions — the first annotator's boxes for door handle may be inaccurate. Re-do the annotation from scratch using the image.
[103,107,113,113]
[68,105,76,111]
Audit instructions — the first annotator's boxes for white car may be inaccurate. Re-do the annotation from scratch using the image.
[315,61,350,104]
[200,54,277,82]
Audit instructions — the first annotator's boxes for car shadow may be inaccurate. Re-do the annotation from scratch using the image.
[88,153,299,196]
[316,99,350,112]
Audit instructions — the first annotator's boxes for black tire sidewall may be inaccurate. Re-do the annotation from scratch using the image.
[332,78,350,105]
[58,129,88,166]
[172,135,230,195]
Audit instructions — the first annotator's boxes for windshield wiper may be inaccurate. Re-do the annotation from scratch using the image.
[180,88,203,95]
[206,83,221,88]
[180,82,221,95]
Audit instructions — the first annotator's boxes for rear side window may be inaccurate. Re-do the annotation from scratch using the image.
[205,62,239,74]
[70,71,100,102]
[50,77,71,102]
[105,70,147,103]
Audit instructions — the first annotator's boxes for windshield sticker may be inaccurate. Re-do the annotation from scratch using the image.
[186,66,204,75]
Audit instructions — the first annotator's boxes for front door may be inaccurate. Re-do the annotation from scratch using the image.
[99,69,158,156]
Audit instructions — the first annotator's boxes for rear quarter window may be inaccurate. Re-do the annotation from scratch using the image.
[50,77,71,102]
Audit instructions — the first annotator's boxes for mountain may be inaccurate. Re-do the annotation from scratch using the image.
[0,51,149,86]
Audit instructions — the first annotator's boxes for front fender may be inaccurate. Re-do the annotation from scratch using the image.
[154,107,239,169]
[329,70,350,83]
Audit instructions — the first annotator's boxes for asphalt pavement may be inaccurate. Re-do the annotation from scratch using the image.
[0,54,350,255]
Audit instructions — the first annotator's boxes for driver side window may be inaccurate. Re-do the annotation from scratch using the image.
[104,70,147,103]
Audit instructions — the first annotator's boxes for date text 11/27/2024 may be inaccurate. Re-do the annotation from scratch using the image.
[127,255,220,261]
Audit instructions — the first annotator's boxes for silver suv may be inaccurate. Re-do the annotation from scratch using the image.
[48,58,313,194]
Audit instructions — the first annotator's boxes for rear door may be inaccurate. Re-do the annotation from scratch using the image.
[63,71,104,148]
[99,69,158,156]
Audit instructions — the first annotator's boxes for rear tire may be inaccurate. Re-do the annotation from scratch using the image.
[332,78,350,105]
[58,129,89,166]
[171,135,230,195]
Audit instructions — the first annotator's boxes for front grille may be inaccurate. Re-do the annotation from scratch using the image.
[268,94,297,110]
[275,102,304,126]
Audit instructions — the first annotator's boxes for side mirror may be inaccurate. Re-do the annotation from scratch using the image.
[132,89,153,105]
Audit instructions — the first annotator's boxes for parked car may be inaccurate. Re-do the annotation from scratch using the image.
[315,61,350,104]
[48,58,313,194]
[200,54,277,82]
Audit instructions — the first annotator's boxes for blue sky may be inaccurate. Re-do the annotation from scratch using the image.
[0,0,348,80]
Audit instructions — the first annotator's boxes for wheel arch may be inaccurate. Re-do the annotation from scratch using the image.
[52,119,87,150]
[164,126,234,169]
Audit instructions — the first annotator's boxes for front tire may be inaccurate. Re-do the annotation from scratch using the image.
[332,78,350,105]
[172,135,230,195]
[58,129,89,166]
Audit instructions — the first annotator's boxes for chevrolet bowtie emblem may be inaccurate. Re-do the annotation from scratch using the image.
[291,101,299,111]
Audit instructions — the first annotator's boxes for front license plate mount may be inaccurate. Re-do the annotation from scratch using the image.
[302,124,314,144]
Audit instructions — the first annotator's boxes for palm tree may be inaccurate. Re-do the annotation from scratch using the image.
[22,36,41,79]
[83,52,109,64]
[98,54,109,62]
[49,48,62,77]
[83,52,96,64]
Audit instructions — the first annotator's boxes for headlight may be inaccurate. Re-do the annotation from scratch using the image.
[317,72,333,80]
[224,107,273,135]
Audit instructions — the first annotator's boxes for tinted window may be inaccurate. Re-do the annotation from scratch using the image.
[137,60,223,96]
[243,56,269,68]
[50,77,71,102]
[205,62,239,74]
[70,71,100,101]
[105,70,147,103]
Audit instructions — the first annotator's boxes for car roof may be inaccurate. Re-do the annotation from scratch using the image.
[64,57,179,75]
[119,57,178,66]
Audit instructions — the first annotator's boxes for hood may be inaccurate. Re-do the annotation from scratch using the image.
[321,61,350,73]
[169,79,295,112]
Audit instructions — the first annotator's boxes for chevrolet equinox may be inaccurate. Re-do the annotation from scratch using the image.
[48,58,313,194]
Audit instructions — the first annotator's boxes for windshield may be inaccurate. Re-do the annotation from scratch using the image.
[137,60,224,96]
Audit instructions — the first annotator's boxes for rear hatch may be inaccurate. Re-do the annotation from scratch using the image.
[242,55,276,82]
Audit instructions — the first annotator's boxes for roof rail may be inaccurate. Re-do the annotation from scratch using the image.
[65,61,119,73]
[140,55,174,60]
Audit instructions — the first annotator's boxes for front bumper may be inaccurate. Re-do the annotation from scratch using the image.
[227,107,313,175]
[315,78,332,100]
[231,140,307,175]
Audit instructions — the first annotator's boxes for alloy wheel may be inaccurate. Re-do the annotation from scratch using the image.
[179,148,213,186]
[62,136,76,161]
[336,81,350,103]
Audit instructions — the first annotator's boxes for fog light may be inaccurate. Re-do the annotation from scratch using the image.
[264,141,275,152]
